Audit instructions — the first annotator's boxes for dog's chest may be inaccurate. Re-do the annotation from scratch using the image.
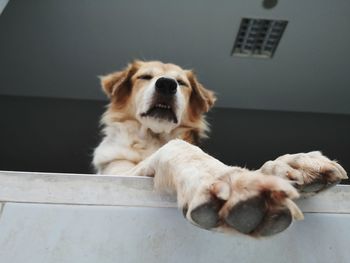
[130,127,165,159]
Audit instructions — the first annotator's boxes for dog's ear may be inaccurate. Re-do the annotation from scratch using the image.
[187,70,216,117]
[100,61,140,104]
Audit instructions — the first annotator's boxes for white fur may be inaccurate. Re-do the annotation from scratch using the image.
[93,120,164,174]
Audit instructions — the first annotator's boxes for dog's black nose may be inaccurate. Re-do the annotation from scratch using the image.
[155,77,177,96]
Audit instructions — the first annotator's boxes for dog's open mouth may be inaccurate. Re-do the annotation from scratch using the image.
[141,102,178,123]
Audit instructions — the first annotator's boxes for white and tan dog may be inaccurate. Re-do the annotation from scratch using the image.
[93,60,347,237]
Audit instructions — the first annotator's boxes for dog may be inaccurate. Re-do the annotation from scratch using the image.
[93,60,347,237]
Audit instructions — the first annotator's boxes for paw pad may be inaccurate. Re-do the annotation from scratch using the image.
[254,209,292,236]
[225,197,266,234]
[190,198,223,229]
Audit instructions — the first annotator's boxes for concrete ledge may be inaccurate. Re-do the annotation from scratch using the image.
[0,170,349,213]
[1,170,350,263]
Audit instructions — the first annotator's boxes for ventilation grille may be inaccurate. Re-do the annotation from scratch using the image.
[232,18,288,58]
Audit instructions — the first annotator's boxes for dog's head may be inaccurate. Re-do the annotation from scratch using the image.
[101,60,216,139]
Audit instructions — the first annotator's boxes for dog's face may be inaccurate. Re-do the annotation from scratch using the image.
[101,60,216,135]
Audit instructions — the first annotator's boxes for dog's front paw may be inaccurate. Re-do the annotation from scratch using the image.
[181,169,303,237]
[261,152,348,194]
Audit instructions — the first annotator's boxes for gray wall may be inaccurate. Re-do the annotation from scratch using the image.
[0,0,350,114]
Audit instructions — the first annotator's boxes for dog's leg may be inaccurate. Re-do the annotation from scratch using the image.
[127,139,303,236]
[260,152,348,195]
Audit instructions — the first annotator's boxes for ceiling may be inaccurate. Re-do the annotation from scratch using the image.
[0,0,349,114]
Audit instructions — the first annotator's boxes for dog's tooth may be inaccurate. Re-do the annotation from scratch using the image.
[155,103,171,109]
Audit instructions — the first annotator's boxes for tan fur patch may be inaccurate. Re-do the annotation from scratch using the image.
[186,70,216,121]
[100,61,141,110]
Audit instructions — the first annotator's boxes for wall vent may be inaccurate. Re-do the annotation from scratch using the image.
[231,18,288,58]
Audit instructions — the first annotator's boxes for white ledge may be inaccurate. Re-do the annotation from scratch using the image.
[0,170,349,214]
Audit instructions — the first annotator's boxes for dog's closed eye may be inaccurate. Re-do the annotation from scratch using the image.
[138,74,153,80]
[177,79,188,87]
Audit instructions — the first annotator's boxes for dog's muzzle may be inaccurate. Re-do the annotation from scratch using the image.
[140,77,179,123]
